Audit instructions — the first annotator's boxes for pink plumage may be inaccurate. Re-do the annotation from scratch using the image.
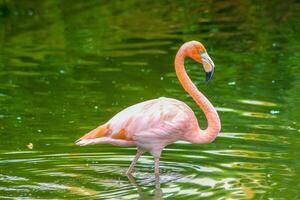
[76,41,221,175]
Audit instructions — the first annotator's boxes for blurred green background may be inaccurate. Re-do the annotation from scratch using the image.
[0,0,300,199]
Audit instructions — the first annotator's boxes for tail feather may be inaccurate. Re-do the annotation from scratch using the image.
[75,123,110,144]
[75,138,110,146]
[75,123,135,147]
[76,137,135,146]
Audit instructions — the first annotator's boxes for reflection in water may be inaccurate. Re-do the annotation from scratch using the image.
[127,174,163,200]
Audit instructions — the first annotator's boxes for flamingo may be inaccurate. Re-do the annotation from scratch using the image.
[75,41,221,175]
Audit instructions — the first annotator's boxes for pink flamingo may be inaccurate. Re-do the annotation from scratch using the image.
[76,41,221,175]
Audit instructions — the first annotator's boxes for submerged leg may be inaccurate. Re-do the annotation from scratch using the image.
[126,151,143,175]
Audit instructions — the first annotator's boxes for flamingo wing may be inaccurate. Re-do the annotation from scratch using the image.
[76,97,196,148]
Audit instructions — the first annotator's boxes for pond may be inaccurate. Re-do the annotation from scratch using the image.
[0,1,300,199]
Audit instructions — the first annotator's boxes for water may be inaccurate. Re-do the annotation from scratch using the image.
[1,1,300,199]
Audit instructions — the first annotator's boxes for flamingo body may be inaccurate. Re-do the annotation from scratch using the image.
[77,97,198,157]
[76,41,221,175]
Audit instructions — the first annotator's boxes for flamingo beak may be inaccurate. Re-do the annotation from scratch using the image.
[205,70,214,83]
[200,51,215,83]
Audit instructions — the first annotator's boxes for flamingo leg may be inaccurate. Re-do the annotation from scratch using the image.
[154,157,160,175]
[126,151,143,175]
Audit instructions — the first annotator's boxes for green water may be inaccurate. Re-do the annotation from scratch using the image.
[1,0,300,199]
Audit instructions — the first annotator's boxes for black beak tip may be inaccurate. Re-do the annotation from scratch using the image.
[205,71,213,84]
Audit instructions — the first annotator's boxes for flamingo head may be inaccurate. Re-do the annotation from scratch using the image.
[185,41,215,83]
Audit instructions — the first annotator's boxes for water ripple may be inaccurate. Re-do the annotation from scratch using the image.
[0,149,278,199]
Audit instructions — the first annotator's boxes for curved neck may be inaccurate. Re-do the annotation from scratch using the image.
[175,44,221,144]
